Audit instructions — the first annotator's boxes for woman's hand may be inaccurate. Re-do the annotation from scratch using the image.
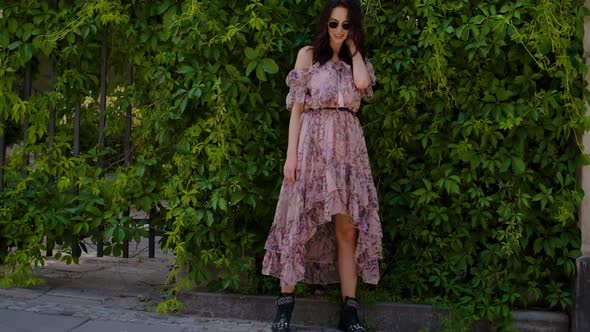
[283,156,298,183]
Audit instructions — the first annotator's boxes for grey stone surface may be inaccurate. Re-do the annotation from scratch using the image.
[69,320,180,332]
[29,294,105,308]
[573,256,590,332]
[178,291,340,325]
[0,287,48,300]
[364,302,444,331]
[0,296,276,332]
[0,236,570,332]
[0,309,87,332]
[178,291,570,332]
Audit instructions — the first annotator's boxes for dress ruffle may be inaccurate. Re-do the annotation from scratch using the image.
[285,59,376,112]
[285,67,311,111]
[263,55,381,286]
[262,110,382,286]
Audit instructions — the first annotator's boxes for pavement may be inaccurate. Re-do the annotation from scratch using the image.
[0,238,571,332]
[0,239,337,332]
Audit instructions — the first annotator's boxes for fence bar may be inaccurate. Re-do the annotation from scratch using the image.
[122,228,129,257]
[46,57,56,257]
[96,26,109,257]
[124,65,132,164]
[72,99,81,258]
[22,62,31,171]
[0,120,3,258]
[48,110,55,164]
[121,65,134,258]
[98,26,108,169]
[0,118,4,192]
[149,226,155,258]
[47,97,56,257]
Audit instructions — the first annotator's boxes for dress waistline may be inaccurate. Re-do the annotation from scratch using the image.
[304,107,357,117]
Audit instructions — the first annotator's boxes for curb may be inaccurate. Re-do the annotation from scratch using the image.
[178,291,569,332]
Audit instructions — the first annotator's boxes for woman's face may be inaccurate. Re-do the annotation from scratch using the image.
[328,6,350,46]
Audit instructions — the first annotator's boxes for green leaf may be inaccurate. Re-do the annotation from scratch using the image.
[206,211,214,226]
[104,227,115,239]
[217,197,227,211]
[512,157,525,174]
[496,89,512,102]
[177,65,195,74]
[22,44,33,62]
[7,41,22,50]
[472,15,486,25]
[482,94,496,103]
[0,32,9,48]
[114,228,125,241]
[255,65,267,81]
[458,112,466,124]
[8,18,18,33]
[154,1,173,15]
[135,164,145,177]
[196,210,204,221]
[73,222,85,235]
[500,159,511,172]
[230,191,246,205]
[260,58,279,74]
[246,60,258,76]
[244,47,257,60]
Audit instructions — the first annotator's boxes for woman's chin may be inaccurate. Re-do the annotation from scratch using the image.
[330,37,345,45]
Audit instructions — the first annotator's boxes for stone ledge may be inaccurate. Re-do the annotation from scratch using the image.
[178,291,569,332]
[573,256,590,332]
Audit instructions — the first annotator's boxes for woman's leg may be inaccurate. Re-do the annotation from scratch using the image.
[335,213,367,331]
[281,284,296,294]
[273,283,296,332]
[334,213,358,300]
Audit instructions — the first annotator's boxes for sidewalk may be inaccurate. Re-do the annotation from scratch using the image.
[0,239,336,332]
[0,238,570,332]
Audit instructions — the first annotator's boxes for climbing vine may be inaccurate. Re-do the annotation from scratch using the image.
[0,0,587,329]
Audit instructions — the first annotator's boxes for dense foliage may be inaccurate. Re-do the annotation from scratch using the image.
[0,0,588,328]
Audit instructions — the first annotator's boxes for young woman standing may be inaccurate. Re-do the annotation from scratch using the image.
[262,1,382,331]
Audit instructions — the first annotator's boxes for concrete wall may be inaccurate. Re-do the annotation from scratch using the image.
[573,2,590,331]
[582,0,590,257]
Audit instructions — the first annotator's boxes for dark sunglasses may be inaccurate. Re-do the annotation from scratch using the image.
[328,21,351,30]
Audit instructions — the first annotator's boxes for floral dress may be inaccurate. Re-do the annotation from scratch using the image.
[262,59,383,286]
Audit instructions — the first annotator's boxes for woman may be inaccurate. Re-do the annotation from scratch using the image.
[262,0,382,331]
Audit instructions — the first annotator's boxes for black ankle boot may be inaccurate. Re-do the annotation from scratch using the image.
[271,293,295,332]
[338,296,367,332]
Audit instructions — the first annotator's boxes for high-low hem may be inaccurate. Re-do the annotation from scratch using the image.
[262,57,382,287]
[262,181,382,286]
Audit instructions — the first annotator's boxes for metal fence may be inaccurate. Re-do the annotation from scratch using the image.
[0,25,158,260]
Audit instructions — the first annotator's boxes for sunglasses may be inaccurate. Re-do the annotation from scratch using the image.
[328,21,351,30]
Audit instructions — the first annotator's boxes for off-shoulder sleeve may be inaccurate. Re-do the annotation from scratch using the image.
[285,66,310,111]
[360,60,377,100]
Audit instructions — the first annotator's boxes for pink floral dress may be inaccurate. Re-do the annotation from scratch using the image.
[262,59,383,286]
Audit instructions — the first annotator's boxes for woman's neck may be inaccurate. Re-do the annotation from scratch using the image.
[330,41,342,60]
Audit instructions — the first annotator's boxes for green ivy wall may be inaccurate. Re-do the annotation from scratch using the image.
[0,0,588,328]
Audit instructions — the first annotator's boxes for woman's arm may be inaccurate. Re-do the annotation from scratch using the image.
[284,104,303,183]
[347,40,371,89]
[284,47,313,183]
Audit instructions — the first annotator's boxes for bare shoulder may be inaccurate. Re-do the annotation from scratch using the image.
[294,46,313,69]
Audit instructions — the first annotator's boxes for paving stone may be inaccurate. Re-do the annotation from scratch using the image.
[0,309,87,332]
[32,294,106,308]
[0,235,569,331]
[0,287,48,300]
[70,320,179,332]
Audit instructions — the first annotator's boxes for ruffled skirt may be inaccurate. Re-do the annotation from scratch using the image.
[262,109,382,286]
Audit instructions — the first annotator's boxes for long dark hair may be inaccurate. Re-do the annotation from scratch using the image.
[312,0,366,66]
